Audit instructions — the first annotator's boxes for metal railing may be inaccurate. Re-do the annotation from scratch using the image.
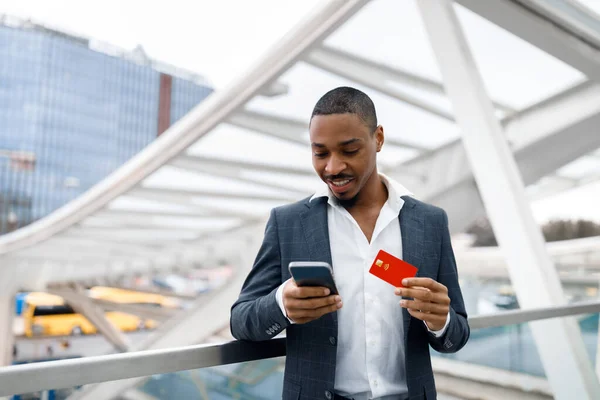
[1,300,599,396]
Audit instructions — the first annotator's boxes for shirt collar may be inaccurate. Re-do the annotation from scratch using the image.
[310,173,413,212]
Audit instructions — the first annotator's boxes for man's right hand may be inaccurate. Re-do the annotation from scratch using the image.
[282,279,343,324]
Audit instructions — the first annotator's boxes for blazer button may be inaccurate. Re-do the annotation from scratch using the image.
[324,390,333,400]
[329,336,336,345]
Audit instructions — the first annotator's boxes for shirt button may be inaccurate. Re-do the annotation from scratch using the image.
[325,390,333,400]
[329,336,336,345]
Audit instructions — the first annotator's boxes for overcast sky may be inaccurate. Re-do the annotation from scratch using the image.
[1,0,599,224]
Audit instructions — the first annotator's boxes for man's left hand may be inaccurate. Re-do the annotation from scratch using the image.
[395,278,450,331]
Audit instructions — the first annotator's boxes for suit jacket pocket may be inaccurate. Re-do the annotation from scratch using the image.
[283,379,301,400]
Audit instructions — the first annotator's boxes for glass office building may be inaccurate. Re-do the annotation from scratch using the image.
[0,15,213,234]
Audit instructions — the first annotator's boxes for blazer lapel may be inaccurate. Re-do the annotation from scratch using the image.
[399,196,425,340]
[299,197,336,329]
[299,197,333,266]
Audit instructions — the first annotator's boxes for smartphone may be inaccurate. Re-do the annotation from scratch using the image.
[288,261,338,295]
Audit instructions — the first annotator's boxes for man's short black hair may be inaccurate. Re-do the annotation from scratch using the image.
[311,86,377,133]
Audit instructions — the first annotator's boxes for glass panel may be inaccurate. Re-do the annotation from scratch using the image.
[436,277,600,376]
[545,0,600,40]
[324,0,442,82]
[576,0,600,16]
[455,3,585,110]
[10,387,78,400]
[11,359,286,400]
[434,315,599,377]
[434,322,546,376]
[137,359,285,400]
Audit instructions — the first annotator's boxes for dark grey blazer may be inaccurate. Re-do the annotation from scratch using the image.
[230,195,469,400]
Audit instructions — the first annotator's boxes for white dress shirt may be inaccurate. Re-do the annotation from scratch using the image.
[276,174,449,400]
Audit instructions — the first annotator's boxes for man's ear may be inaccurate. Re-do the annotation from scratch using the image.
[374,125,384,152]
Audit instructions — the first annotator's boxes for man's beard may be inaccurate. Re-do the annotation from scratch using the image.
[337,191,359,209]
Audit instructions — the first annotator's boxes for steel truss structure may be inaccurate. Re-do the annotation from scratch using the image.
[1,0,600,398]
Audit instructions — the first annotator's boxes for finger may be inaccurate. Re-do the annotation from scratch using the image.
[395,288,450,305]
[406,308,447,326]
[401,277,447,293]
[313,300,343,318]
[399,299,449,315]
[288,299,342,321]
[411,286,431,292]
[287,295,340,310]
[291,317,312,325]
[290,285,331,299]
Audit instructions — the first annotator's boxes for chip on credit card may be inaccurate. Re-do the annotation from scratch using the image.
[368,249,418,287]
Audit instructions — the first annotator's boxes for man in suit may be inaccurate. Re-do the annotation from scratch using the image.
[231,87,469,400]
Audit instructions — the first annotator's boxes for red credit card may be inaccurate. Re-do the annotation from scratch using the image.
[369,249,418,288]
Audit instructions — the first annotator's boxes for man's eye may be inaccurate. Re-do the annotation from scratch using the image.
[344,149,359,156]
[314,153,328,158]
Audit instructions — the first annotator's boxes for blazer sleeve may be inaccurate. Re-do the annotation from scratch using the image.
[230,208,291,341]
[428,209,470,353]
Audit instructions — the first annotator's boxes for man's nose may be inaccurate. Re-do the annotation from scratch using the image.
[325,155,346,176]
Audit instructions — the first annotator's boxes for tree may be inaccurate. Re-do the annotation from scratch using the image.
[466,218,600,247]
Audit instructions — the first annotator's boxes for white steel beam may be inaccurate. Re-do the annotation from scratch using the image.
[228,108,429,152]
[306,45,516,117]
[456,0,600,82]
[63,227,198,243]
[418,1,600,399]
[6,251,124,265]
[61,229,199,248]
[48,287,130,353]
[92,285,197,300]
[259,81,289,97]
[91,299,175,322]
[305,46,452,121]
[39,222,256,290]
[527,0,600,46]
[125,192,266,221]
[100,208,215,219]
[28,237,171,264]
[42,236,167,254]
[80,221,210,232]
[228,109,308,145]
[529,169,600,200]
[131,186,298,203]
[170,154,314,197]
[387,81,600,233]
[22,239,158,259]
[0,0,371,256]
[0,266,16,367]
[82,214,239,231]
[172,154,314,177]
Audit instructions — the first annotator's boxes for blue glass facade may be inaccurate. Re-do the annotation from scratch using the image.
[0,20,213,234]
[170,76,214,125]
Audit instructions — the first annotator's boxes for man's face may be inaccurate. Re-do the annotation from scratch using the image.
[309,113,383,202]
